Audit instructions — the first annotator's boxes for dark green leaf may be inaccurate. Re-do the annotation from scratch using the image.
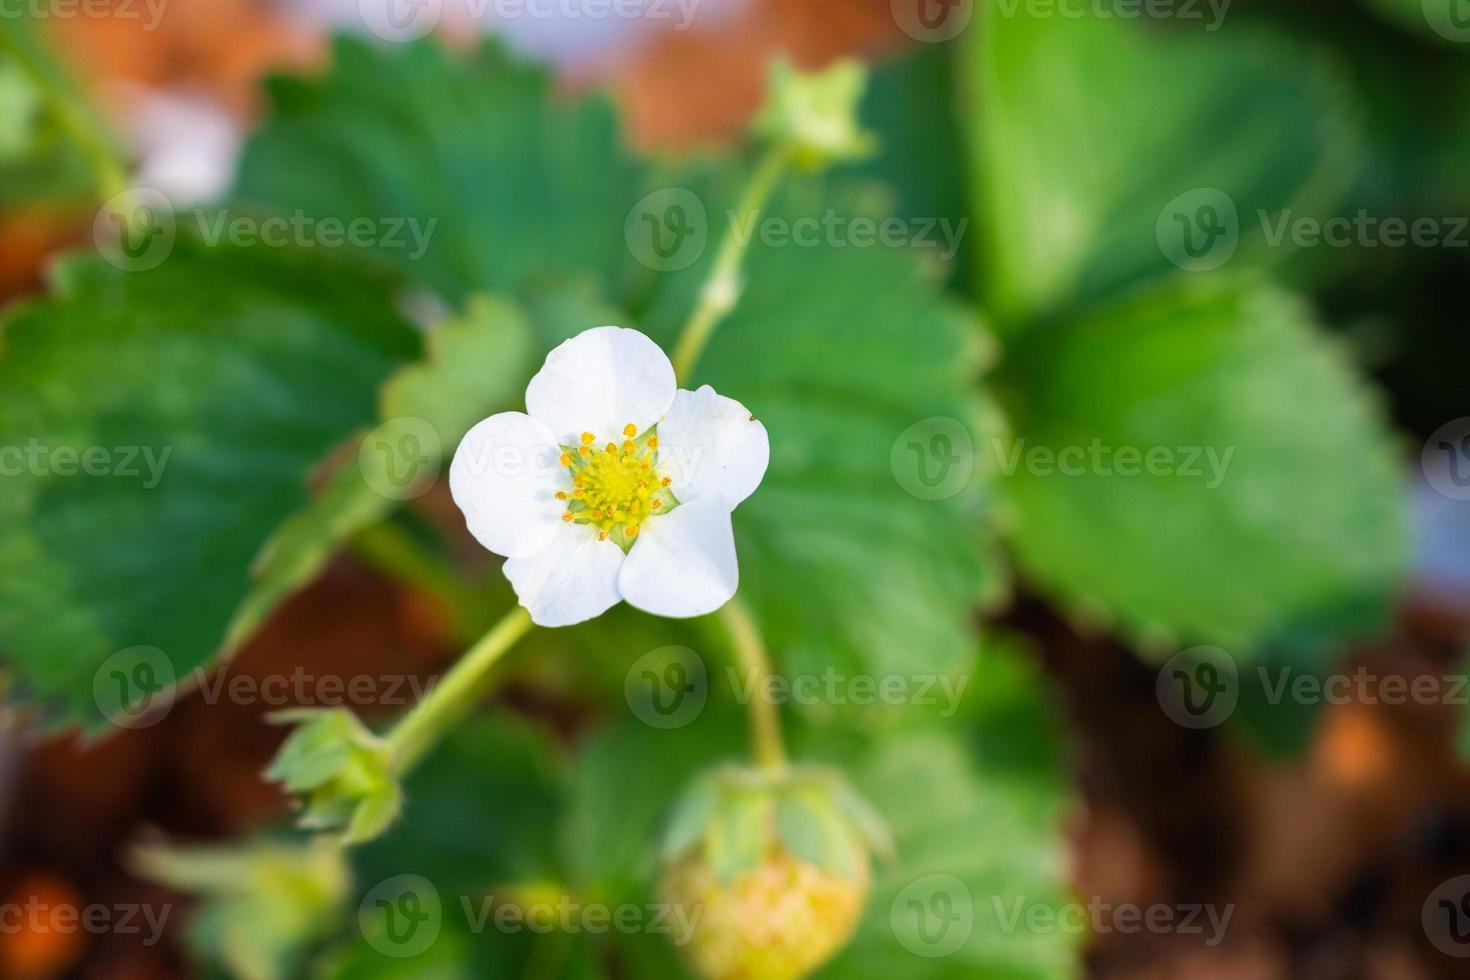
[999,275,1407,653]
[0,240,419,731]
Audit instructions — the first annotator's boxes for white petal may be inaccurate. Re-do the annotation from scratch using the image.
[503,523,627,627]
[524,326,677,446]
[618,497,738,619]
[657,386,770,508]
[449,412,567,559]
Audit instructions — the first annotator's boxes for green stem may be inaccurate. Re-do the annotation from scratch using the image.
[669,145,789,383]
[386,606,534,773]
[0,24,128,201]
[719,597,787,772]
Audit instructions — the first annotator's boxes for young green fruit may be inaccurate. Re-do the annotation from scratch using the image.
[658,763,890,980]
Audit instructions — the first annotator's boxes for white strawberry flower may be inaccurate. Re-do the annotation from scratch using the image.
[450,326,769,627]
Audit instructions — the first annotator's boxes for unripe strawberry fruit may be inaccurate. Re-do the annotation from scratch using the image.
[657,764,890,980]
[662,844,870,980]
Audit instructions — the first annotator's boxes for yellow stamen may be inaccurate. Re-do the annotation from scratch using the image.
[623,423,637,437]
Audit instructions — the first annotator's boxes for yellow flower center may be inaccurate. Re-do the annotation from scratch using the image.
[556,423,676,548]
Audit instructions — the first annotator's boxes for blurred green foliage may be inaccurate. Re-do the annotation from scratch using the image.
[2,0,1463,975]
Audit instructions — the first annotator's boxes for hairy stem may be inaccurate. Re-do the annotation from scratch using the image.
[386,606,534,773]
[0,24,128,201]
[719,597,788,772]
[669,146,788,382]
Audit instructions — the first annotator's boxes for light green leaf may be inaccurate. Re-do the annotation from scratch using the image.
[960,6,1360,326]
[999,275,1407,653]
[0,240,419,732]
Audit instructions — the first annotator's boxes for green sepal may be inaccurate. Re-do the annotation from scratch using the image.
[266,708,403,845]
[660,762,889,885]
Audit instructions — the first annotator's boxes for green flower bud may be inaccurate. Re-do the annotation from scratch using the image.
[658,763,891,980]
[266,708,402,845]
[752,59,877,172]
[133,836,350,980]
